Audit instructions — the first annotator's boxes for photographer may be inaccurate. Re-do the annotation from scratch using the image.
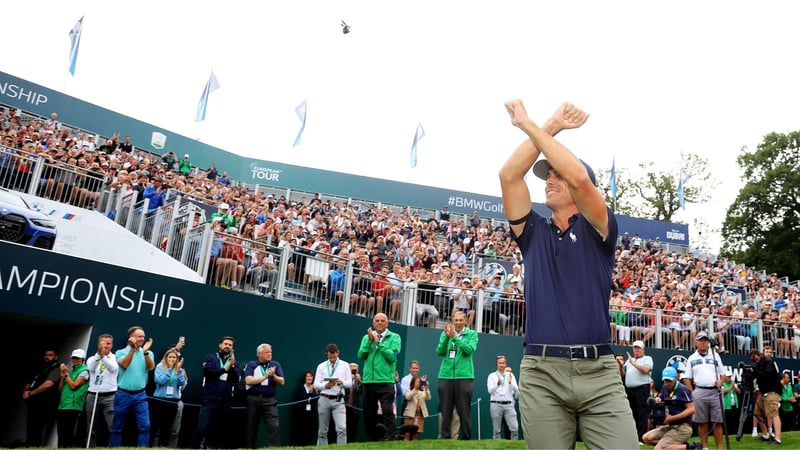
[642,367,696,450]
[749,348,783,444]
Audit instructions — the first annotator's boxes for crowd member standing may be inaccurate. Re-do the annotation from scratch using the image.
[313,343,352,445]
[148,348,186,447]
[290,371,318,447]
[750,348,783,444]
[23,348,61,447]
[499,99,638,449]
[682,332,726,450]
[402,374,431,440]
[357,313,402,441]
[400,360,422,396]
[721,369,740,434]
[487,355,519,440]
[57,349,90,448]
[243,343,285,448]
[85,334,118,447]
[620,340,653,442]
[111,326,155,448]
[346,362,362,443]
[191,336,239,449]
[436,311,478,440]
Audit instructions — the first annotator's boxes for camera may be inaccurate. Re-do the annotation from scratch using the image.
[351,369,357,375]
[647,397,671,426]
[737,361,756,390]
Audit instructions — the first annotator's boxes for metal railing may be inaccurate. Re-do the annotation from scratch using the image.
[3,144,800,353]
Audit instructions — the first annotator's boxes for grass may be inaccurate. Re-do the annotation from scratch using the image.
[41,431,800,449]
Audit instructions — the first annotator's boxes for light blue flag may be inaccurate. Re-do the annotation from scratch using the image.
[677,168,690,209]
[410,122,424,168]
[68,16,83,76]
[195,71,220,122]
[609,156,617,198]
[292,99,308,148]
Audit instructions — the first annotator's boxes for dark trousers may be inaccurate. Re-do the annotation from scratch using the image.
[362,383,396,440]
[345,405,360,443]
[626,384,649,440]
[148,397,178,447]
[245,396,279,448]
[191,397,231,448]
[438,379,473,439]
[56,409,86,448]
[85,391,115,447]
[25,397,58,447]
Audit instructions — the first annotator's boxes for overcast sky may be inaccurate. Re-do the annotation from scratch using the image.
[5,1,800,253]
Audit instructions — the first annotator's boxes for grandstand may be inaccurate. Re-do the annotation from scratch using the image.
[3,95,800,357]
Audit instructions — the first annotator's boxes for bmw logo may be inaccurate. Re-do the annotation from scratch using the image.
[481,262,507,284]
[664,354,689,374]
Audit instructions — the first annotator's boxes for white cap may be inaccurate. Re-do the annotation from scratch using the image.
[632,340,645,348]
[71,349,86,359]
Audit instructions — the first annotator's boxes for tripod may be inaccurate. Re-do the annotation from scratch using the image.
[735,387,753,441]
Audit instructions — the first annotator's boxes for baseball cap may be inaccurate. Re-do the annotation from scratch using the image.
[662,366,677,381]
[632,340,645,348]
[218,203,229,210]
[695,332,710,341]
[531,158,597,186]
[71,349,86,359]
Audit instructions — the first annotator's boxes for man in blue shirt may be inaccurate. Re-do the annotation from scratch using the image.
[110,326,155,447]
[244,343,285,448]
[499,100,638,449]
[141,176,166,211]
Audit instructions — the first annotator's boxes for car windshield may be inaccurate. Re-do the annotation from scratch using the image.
[0,190,31,209]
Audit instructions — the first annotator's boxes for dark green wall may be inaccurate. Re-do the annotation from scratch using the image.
[4,241,800,444]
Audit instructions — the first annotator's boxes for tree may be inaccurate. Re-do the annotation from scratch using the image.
[597,153,715,222]
[720,131,800,279]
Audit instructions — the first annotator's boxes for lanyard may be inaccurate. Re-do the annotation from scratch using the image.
[218,355,229,369]
[497,371,507,385]
[260,362,271,376]
[327,360,340,377]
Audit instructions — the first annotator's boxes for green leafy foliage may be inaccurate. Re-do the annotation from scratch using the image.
[720,131,800,279]
[597,153,715,222]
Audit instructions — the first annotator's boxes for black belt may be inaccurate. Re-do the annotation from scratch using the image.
[696,385,717,389]
[88,391,116,397]
[322,394,342,400]
[247,393,275,398]
[524,344,613,360]
[491,400,513,405]
[118,388,145,395]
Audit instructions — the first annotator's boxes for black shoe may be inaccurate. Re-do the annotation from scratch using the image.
[685,442,697,449]
[375,423,387,440]
[771,440,782,445]
[761,435,772,442]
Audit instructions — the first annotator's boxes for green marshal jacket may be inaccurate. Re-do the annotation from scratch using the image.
[436,327,478,379]
[358,329,401,384]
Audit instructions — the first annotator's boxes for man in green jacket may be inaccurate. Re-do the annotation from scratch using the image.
[357,312,401,441]
[436,310,479,439]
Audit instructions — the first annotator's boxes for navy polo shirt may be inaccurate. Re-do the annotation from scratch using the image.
[513,207,617,345]
[244,360,284,397]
